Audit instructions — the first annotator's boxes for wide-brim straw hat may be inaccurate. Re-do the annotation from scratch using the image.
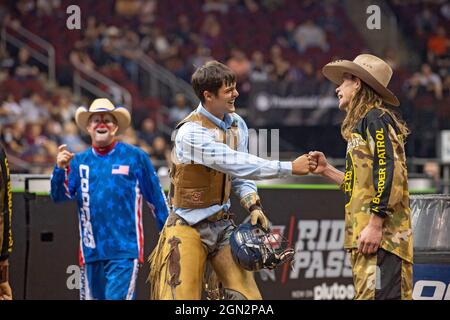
[322,54,399,106]
[75,98,131,135]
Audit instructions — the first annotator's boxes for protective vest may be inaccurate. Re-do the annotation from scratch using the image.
[169,112,239,209]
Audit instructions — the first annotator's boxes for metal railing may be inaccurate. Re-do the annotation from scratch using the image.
[73,66,132,108]
[138,55,198,105]
[1,23,56,84]
[137,55,198,135]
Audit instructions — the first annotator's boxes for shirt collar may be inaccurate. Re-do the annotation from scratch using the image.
[197,103,233,130]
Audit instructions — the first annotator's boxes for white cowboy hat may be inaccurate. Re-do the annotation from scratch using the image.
[75,98,131,135]
[322,54,400,106]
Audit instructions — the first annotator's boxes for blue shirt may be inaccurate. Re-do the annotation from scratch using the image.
[174,104,292,225]
[50,142,169,264]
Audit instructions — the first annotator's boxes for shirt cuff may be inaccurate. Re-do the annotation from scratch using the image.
[53,165,66,174]
[279,161,292,177]
[239,186,258,199]
[370,206,388,218]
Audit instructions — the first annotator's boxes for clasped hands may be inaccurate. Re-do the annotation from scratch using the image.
[292,151,327,175]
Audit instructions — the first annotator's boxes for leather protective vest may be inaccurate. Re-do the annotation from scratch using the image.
[169,112,239,209]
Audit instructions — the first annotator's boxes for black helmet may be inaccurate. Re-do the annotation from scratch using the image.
[230,223,294,271]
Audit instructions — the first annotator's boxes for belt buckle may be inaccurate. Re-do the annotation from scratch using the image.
[206,210,232,222]
[222,211,231,221]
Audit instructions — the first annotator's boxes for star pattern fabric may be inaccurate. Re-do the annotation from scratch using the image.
[51,142,169,264]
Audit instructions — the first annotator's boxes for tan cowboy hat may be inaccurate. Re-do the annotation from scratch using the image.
[322,54,400,106]
[75,98,131,135]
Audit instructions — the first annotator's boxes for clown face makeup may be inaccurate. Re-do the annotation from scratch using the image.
[86,113,119,147]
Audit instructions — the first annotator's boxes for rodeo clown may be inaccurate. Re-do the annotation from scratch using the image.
[148,60,316,300]
[51,98,169,300]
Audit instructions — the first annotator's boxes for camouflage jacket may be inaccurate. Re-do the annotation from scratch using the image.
[0,145,13,261]
[342,108,413,263]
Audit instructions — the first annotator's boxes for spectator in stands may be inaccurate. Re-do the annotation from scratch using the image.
[269,44,283,64]
[227,48,251,81]
[13,47,39,81]
[115,0,141,17]
[441,2,450,21]
[150,136,170,164]
[20,92,49,123]
[70,41,95,72]
[202,0,229,14]
[261,0,283,11]
[249,50,270,82]
[56,91,77,124]
[152,27,172,61]
[43,119,63,146]
[1,123,25,157]
[9,120,54,174]
[138,0,157,24]
[122,126,153,158]
[0,68,7,85]
[164,47,190,82]
[318,3,342,37]
[121,29,143,82]
[84,16,102,45]
[269,50,294,82]
[443,74,450,94]
[16,0,35,16]
[275,19,297,50]
[174,14,199,46]
[243,0,260,13]
[120,126,139,146]
[284,59,305,82]
[270,58,289,81]
[189,46,214,70]
[138,117,158,147]
[418,63,443,100]
[405,72,421,100]
[200,14,222,50]
[0,3,9,24]
[25,122,58,159]
[29,146,53,174]
[0,47,14,72]
[101,26,125,65]
[427,26,448,61]
[60,121,87,153]
[36,0,60,17]
[294,19,329,53]
[415,7,438,35]
[84,16,106,63]
[301,61,318,90]
[168,93,191,127]
[0,94,22,125]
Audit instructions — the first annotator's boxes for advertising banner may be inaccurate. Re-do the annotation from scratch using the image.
[231,188,354,300]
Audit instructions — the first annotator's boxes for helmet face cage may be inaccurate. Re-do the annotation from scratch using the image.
[230,223,294,271]
[259,226,294,269]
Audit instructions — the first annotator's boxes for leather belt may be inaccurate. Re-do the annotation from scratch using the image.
[206,210,233,222]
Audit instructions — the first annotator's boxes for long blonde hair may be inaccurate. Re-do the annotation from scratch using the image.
[341,78,409,141]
